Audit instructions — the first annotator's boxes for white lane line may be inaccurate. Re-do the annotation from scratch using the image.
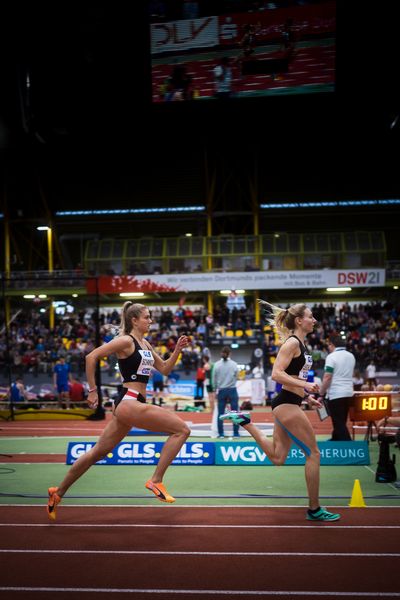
[1,549,399,557]
[0,588,399,596]
[0,523,400,529]
[2,503,400,508]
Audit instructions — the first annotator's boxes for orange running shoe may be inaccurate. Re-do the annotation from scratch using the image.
[145,480,175,503]
[47,487,62,521]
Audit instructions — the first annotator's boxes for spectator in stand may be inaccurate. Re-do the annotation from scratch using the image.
[213,56,233,99]
[8,377,28,404]
[214,346,240,438]
[53,357,72,409]
[151,366,164,405]
[365,360,377,389]
[194,360,206,400]
[69,377,86,406]
[352,369,364,391]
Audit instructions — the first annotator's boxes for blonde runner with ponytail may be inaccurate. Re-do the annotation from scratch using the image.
[258,299,308,343]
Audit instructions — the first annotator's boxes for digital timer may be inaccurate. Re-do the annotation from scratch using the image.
[349,392,392,422]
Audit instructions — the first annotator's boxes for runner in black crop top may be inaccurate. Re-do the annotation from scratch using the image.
[118,335,155,384]
[219,304,340,522]
[47,303,191,516]
[284,334,313,380]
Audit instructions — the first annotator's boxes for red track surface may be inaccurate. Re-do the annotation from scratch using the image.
[0,409,334,436]
[0,506,399,599]
[2,415,393,599]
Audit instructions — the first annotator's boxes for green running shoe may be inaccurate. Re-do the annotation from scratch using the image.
[219,411,251,425]
[307,507,341,522]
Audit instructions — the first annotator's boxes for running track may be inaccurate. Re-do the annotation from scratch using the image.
[1,417,398,598]
[0,506,399,599]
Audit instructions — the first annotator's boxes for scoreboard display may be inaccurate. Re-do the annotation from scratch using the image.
[349,392,392,422]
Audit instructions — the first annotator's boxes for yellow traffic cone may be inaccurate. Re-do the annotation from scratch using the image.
[349,479,367,507]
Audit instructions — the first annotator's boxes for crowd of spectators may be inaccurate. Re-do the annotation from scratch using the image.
[0,301,399,387]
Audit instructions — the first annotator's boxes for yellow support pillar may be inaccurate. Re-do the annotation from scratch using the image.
[207,292,213,315]
[47,227,53,274]
[4,209,11,327]
[254,291,260,324]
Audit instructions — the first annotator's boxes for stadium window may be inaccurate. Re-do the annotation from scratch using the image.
[344,232,357,251]
[153,238,163,257]
[262,235,274,253]
[303,234,315,252]
[316,234,329,252]
[192,237,203,255]
[166,238,178,256]
[329,233,341,251]
[113,240,124,257]
[179,237,190,256]
[247,236,256,254]
[288,234,300,252]
[138,238,151,257]
[99,240,111,258]
[220,237,233,255]
[211,238,220,255]
[370,231,385,250]
[127,240,138,257]
[87,240,99,259]
[233,238,246,254]
[275,234,288,253]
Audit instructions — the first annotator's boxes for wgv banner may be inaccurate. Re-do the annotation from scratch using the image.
[215,441,370,466]
[66,441,214,465]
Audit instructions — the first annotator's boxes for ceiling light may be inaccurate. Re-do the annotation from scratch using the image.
[119,292,145,297]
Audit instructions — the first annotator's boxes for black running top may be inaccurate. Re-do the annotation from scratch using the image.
[118,335,155,384]
[284,335,313,380]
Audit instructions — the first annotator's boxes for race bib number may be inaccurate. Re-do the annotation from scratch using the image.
[299,354,313,380]
[137,349,154,377]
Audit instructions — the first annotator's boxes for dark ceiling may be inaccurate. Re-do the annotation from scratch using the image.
[1,1,400,221]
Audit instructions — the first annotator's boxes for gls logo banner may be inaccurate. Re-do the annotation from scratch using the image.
[66,441,215,465]
[215,441,370,465]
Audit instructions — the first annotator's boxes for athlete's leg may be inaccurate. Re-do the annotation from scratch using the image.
[243,406,294,465]
[275,406,321,509]
[56,415,132,497]
[116,400,190,482]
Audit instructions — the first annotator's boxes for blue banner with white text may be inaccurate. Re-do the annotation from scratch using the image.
[66,441,214,465]
[215,441,370,465]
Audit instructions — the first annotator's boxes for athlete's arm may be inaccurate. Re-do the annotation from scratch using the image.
[85,335,132,391]
[148,336,189,375]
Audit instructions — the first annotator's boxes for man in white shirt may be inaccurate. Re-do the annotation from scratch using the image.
[318,335,356,441]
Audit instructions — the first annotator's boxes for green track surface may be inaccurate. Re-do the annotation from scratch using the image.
[1,436,399,507]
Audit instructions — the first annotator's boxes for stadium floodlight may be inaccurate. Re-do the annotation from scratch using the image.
[36,226,50,230]
[326,287,352,292]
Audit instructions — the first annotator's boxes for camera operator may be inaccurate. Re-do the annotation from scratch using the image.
[377,415,400,487]
[377,416,400,429]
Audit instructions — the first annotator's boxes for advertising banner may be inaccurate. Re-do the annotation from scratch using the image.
[151,16,218,54]
[86,269,385,294]
[66,441,215,465]
[215,441,370,466]
[66,440,368,466]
